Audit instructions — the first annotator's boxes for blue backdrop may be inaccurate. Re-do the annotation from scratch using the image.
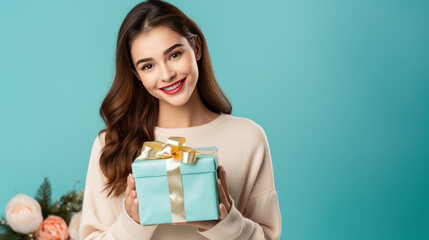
[1,0,428,239]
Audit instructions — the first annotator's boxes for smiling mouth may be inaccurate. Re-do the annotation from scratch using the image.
[160,78,186,91]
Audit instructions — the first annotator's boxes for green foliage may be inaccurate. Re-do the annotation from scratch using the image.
[50,190,84,224]
[35,177,52,219]
[0,178,84,240]
[0,217,31,240]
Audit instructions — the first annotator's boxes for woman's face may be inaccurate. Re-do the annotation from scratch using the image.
[130,26,201,107]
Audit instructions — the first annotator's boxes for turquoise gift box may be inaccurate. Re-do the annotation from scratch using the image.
[131,147,219,225]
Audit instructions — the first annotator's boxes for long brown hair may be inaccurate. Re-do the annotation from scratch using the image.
[98,0,232,197]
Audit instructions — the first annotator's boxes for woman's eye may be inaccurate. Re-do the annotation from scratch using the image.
[170,51,182,59]
[142,64,153,71]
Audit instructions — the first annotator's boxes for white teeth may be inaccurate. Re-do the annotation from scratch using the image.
[162,80,183,91]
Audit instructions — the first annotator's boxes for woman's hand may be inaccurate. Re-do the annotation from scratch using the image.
[172,165,233,231]
[125,173,140,224]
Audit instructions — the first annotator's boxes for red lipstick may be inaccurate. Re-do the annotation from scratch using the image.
[159,77,186,95]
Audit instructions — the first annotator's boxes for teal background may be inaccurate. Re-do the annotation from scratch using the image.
[1,0,428,239]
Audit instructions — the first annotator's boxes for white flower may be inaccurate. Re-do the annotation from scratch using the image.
[5,194,43,234]
[68,211,82,240]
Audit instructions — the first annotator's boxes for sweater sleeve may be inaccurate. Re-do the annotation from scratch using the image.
[79,133,158,240]
[197,125,282,240]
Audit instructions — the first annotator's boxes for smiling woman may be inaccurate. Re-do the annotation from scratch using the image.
[79,0,281,239]
[130,26,201,107]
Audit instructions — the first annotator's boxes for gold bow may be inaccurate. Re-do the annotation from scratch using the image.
[135,137,198,223]
[136,136,197,164]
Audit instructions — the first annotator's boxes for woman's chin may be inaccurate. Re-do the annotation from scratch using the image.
[159,97,191,108]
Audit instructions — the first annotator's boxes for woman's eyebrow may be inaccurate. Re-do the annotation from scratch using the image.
[135,43,184,67]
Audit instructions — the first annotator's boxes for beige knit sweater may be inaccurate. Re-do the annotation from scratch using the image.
[79,113,281,239]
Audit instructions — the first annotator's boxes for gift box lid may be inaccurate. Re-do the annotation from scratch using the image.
[132,147,218,178]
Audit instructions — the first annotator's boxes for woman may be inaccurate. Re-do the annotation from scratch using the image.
[80,0,281,239]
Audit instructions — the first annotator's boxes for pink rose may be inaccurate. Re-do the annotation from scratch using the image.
[36,215,68,240]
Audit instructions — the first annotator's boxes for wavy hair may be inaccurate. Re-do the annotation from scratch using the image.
[98,0,232,197]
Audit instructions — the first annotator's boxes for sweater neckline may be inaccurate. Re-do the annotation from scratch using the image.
[154,113,228,135]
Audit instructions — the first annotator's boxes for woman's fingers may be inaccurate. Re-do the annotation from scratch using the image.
[125,174,132,196]
[219,203,228,220]
[217,179,231,211]
[124,175,132,213]
[125,174,140,224]
[131,198,140,224]
[125,174,135,214]
[217,166,232,212]
[218,166,233,205]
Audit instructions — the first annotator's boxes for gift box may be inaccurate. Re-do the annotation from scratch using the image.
[131,137,219,225]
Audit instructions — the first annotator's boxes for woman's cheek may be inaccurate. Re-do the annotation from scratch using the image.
[141,75,158,91]
[177,54,195,73]
[186,53,199,76]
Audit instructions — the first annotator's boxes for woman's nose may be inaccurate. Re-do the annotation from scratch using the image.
[159,63,176,82]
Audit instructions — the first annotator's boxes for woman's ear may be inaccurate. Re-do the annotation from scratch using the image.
[194,35,202,61]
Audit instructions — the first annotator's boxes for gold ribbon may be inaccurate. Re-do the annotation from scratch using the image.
[135,137,198,223]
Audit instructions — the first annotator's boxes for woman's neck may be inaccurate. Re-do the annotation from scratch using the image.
[157,90,220,128]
